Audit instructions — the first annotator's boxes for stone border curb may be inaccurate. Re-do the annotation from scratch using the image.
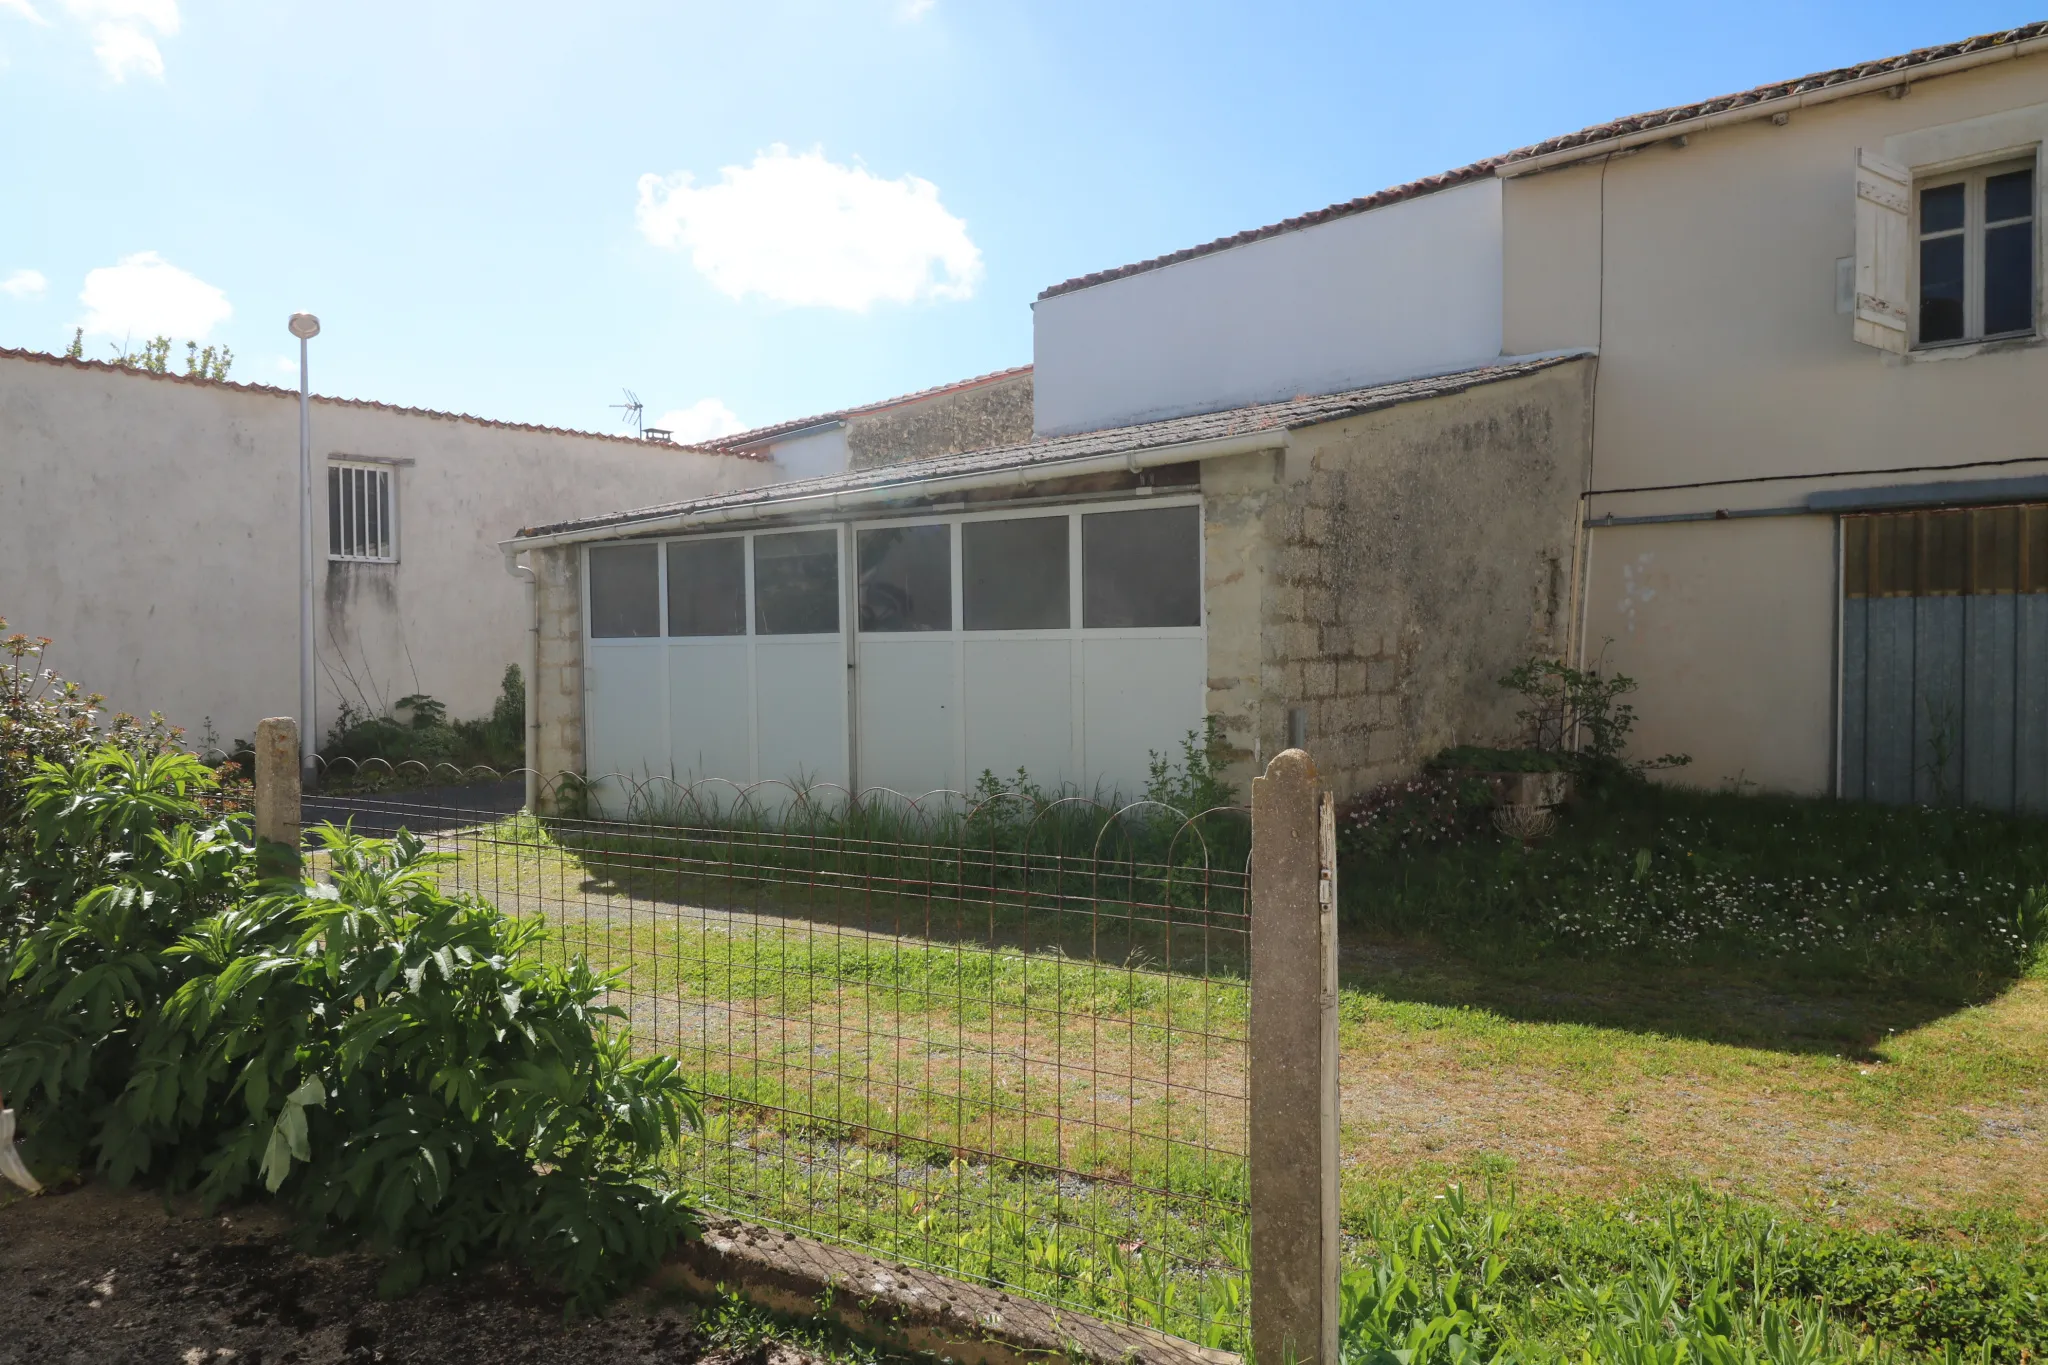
[653,1216,1242,1365]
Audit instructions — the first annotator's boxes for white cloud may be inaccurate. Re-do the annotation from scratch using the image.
[78,251,230,339]
[62,0,177,80]
[0,0,51,26]
[650,399,746,444]
[1,269,47,299]
[636,145,983,311]
[896,0,935,19]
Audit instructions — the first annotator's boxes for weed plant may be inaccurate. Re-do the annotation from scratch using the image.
[1334,1182,2044,1362]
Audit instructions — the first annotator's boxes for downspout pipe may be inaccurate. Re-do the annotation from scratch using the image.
[501,427,1292,554]
[501,545,539,814]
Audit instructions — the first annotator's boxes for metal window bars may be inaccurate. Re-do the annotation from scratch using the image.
[328,462,395,562]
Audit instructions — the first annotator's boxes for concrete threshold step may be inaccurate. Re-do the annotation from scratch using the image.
[654,1216,1241,1365]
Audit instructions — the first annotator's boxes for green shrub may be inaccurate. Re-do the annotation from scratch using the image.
[1,617,182,830]
[321,667,525,783]
[1338,772,1493,862]
[1497,655,1689,788]
[0,745,698,1311]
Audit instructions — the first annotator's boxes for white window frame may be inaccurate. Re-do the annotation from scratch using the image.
[1912,155,2038,348]
[327,459,399,563]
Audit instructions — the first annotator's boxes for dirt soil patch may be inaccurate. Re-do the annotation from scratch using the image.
[0,1183,821,1365]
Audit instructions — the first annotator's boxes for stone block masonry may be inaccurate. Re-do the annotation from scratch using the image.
[845,371,1035,471]
[1203,358,1594,800]
[532,544,584,810]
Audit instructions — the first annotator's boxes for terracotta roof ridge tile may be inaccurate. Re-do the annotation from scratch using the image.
[1036,20,2048,302]
[0,346,771,459]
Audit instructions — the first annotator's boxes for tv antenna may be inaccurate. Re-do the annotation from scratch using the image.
[612,388,645,437]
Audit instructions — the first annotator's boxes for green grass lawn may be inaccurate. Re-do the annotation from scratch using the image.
[381,781,2047,1359]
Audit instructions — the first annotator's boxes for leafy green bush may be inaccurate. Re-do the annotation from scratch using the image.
[321,666,526,783]
[1497,655,1689,788]
[1,617,182,829]
[0,746,698,1312]
[1338,772,1493,862]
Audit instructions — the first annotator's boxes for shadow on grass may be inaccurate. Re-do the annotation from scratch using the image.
[1334,782,2048,1058]
[550,834,1253,982]
[1333,929,1993,1058]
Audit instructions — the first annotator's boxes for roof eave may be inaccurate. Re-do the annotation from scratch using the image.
[504,426,1293,552]
[1497,31,2048,178]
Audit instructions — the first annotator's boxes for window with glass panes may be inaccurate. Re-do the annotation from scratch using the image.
[1917,159,2036,346]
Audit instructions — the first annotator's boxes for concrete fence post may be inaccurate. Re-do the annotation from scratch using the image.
[1250,748,1340,1365]
[254,716,303,878]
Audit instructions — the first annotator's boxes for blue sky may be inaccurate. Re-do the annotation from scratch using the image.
[1,1,2039,440]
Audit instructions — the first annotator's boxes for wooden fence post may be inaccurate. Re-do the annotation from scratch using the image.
[254,716,303,878]
[1250,748,1340,1365]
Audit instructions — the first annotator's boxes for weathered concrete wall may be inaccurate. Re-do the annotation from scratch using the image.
[0,351,774,750]
[1501,55,2048,794]
[1204,359,1593,799]
[531,545,585,810]
[845,372,1034,469]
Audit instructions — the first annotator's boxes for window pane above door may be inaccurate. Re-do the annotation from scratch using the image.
[1082,504,1201,629]
[589,543,660,638]
[858,524,951,632]
[963,516,1069,630]
[667,538,746,636]
[754,530,840,635]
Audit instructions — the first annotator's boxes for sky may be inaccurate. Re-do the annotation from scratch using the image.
[1,1,2041,442]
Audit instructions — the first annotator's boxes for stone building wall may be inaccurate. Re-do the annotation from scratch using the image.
[532,544,584,811]
[844,372,1034,470]
[1202,358,1594,800]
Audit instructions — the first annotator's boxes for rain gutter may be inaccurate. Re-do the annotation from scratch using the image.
[502,427,1291,553]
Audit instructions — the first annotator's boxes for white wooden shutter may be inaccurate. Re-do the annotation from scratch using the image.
[1853,148,1912,353]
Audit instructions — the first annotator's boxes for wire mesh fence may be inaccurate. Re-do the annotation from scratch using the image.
[303,770,1254,1348]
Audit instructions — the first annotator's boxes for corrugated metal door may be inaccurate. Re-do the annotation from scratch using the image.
[1840,504,2048,811]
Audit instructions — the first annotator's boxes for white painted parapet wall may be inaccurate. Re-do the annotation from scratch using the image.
[1031,178,1504,436]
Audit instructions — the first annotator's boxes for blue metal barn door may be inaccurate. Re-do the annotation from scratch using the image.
[1840,505,2048,812]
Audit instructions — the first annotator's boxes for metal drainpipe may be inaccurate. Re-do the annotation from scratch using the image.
[502,546,539,813]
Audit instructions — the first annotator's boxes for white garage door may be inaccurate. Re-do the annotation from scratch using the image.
[581,497,1205,814]
[584,529,848,816]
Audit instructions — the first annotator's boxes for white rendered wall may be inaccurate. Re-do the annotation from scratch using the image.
[1031,178,1505,436]
[763,426,850,480]
[0,354,775,752]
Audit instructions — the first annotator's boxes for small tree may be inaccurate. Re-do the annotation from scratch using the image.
[1498,652,1689,786]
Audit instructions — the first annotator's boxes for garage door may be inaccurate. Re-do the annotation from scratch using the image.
[852,501,1206,803]
[584,529,848,816]
[1840,505,2048,811]
[581,498,1206,814]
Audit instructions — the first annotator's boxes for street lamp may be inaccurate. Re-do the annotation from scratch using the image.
[288,312,321,791]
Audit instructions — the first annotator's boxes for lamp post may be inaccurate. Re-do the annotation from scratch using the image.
[288,312,321,791]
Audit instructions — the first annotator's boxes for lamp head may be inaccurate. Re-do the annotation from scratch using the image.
[288,313,321,340]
